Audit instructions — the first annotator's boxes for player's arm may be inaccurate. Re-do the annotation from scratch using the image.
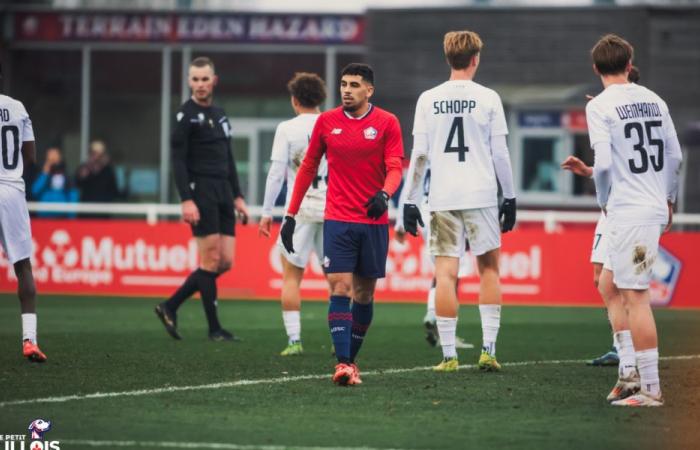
[365,115,404,220]
[260,125,289,237]
[586,102,613,212]
[491,134,517,232]
[663,116,683,232]
[171,109,199,225]
[226,142,249,225]
[21,140,36,168]
[561,155,593,178]
[402,96,429,235]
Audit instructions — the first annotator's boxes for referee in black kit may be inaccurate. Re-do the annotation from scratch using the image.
[155,56,249,342]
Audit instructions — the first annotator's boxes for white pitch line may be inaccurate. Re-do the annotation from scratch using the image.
[1,354,698,408]
[61,439,407,450]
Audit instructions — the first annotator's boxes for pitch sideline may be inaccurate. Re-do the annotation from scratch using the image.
[1,354,698,408]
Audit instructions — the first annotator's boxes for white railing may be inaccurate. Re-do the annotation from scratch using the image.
[27,202,700,231]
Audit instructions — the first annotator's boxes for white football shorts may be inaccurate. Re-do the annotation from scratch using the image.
[590,213,609,265]
[603,220,663,290]
[0,183,32,264]
[429,206,500,258]
[421,203,470,277]
[277,221,323,269]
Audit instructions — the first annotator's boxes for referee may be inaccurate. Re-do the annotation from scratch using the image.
[155,56,249,341]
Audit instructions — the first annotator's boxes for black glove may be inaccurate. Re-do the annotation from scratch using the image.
[364,190,390,220]
[500,198,517,233]
[280,216,296,253]
[403,203,425,236]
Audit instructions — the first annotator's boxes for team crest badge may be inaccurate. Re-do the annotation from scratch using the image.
[363,127,378,140]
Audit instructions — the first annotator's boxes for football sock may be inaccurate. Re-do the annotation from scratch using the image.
[479,304,501,356]
[197,269,222,333]
[166,269,200,311]
[436,316,458,359]
[426,287,436,322]
[350,301,373,362]
[282,310,301,343]
[614,330,636,379]
[328,295,352,364]
[21,313,37,344]
[636,348,661,396]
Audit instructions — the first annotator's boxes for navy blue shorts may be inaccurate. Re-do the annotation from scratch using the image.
[323,220,389,279]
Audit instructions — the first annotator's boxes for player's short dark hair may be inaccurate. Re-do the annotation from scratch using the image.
[287,72,327,108]
[591,34,633,76]
[340,63,374,85]
[190,56,215,73]
[628,65,640,83]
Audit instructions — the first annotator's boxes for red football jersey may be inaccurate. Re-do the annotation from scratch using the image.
[288,105,404,224]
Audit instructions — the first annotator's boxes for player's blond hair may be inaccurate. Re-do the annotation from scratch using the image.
[444,31,483,70]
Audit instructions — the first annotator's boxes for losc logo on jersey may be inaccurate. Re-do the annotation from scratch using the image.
[650,246,682,307]
[363,127,377,140]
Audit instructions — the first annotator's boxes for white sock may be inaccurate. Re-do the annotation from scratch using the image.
[479,304,501,356]
[426,287,436,322]
[282,310,301,343]
[636,348,661,396]
[436,315,457,359]
[22,313,37,344]
[614,330,636,379]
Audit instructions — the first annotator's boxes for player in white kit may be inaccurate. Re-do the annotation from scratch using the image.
[259,72,327,356]
[0,65,47,362]
[587,35,682,406]
[402,31,516,372]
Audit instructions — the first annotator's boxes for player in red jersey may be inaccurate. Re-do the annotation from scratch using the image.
[280,63,404,386]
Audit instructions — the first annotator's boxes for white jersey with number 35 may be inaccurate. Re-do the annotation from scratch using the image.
[0,95,34,192]
[413,80,508,211]
[586,83,677,225]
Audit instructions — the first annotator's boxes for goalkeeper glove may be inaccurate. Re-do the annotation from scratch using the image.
[499,198,517,233]
[280,216,296,253]
[403,203,424,236]
[365,190,390,220]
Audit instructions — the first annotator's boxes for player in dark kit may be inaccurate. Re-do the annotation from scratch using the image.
[281,63,404,385]
[155,57,249,341]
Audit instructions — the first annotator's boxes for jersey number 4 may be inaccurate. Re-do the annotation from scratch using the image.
[1,125,20,171]
[625,121,663,174]
[444,117,469,162]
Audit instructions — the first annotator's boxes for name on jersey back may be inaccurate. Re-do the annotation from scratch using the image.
[0,108,10,121]
[615,102,662,121]
[432,100,476,115]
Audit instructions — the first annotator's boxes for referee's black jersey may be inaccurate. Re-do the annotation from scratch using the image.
[171,99,243,201]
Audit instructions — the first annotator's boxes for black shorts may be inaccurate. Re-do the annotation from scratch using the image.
[190,177,236,237]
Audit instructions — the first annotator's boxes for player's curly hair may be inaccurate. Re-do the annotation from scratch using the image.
[591,34,634,76]
[444,31,483,70]
[287,72,327,108]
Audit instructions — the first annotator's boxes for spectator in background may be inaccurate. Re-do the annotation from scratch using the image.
[31,147,79,217]
[75,140,119,203]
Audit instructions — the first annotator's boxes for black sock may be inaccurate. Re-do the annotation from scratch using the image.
[197,269,222,333]
[165,270,200,311]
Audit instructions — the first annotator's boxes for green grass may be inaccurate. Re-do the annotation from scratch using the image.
[1,294,699,450]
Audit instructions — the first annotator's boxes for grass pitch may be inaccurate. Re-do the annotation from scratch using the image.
[1,294,699,450]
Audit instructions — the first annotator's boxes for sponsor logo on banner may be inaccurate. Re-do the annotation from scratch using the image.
[0,419,60,450]
[650,246,682,306]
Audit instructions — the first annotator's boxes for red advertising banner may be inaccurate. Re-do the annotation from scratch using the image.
[0,219,697,308]
[13,12,365,44]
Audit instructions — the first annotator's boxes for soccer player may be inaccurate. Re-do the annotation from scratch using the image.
[259,72,328,356]
[403,31,516,372]
[155,57,249,342]
[280,63,404,385]
[0,63,47,362]
[587,34,682,406]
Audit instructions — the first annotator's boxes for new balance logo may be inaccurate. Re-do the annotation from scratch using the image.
[330,326,346,333]
[331,128,343,135]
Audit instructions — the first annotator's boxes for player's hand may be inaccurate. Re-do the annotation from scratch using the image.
[561,156,593,178]
[403,204,424,237]
[181,200,200,226]
[234,196,249,225]
[280,216,296,253]
[258,216,272,237]
[665,201,673,233]
[500,198,516,233]
[394,228,406,243]
[365,190,390,220]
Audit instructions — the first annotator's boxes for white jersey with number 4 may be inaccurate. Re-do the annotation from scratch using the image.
[0,95,34,192]
[270,113,327,222]
[586,83,676,226]
[413,80,508,211]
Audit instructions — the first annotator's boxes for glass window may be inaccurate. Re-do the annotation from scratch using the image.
[522,137,559,193]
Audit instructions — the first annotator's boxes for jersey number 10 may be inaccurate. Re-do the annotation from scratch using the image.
[625,121,663,174]
[444,117,469,162]
[1,125,20,171]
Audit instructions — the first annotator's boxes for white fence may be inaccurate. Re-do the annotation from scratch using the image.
[27,202,700,232]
